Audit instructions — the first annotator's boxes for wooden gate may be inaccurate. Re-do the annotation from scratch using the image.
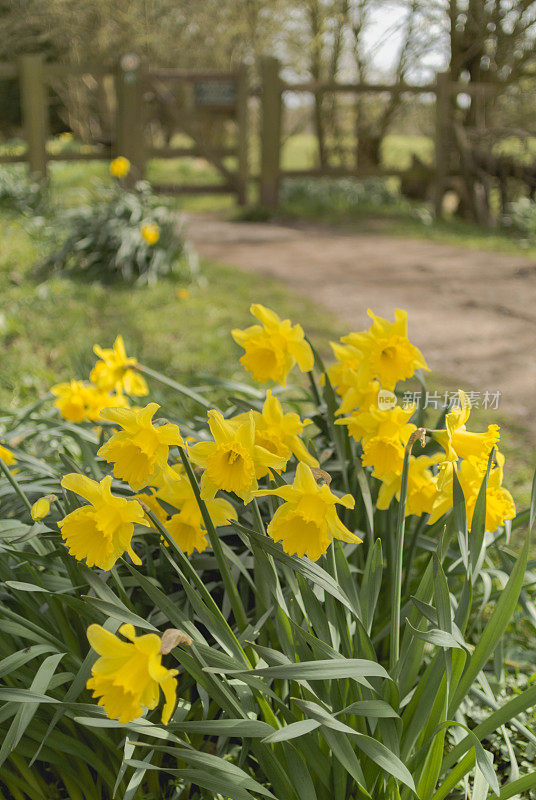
[0,54,249,205]
[116,55,249,203]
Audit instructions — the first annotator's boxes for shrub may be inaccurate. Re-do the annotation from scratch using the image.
[0,307,535,800]
[505,196,536,241]
[280,177,400,216]
[38,180,197,284]
[0,165,48,216]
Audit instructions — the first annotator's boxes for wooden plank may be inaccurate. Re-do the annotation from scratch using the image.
[0,62,17,79]
[19,54,48,179]
[149,146,237,158]
[236,63,249,205]
[281,167,408,179]
[283,80,437,94]
[149,69,236,81]
[45,63,111,78]
[115,55,146,181]
[0,154,26,164]
[47,150,111,161]
[259,56,282,208]
[151,183,234,195]
[434,71,451,218]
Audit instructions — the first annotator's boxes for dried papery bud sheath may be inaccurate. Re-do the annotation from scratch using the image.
[160,628,193,654]
[408,428,426,450]
[310,466,332,485]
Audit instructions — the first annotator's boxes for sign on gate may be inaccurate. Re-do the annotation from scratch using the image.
[194,79,237,109]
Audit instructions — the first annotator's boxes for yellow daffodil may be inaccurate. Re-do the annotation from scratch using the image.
[141,222,160,246]
[432,390,500,467]
[176,288,190,300]
[428,452,515,531]
[232,390,318,475]
[98,403,185,491]
[189,409,286,501]
[151,466,237,554]
[86,623,177,724]
[59,474,149,569]
[377,455,440,517]
[0,443,16,466]
[31,497,51,521]
[109,156,130,178]
[254,462,360,561]
[338,404,416,478]
[90,335,148,397]
[342,309,429,391]
[231,304,314,386]
[51,380,128,423]
[337,379,380,417]
[326,341,364,398]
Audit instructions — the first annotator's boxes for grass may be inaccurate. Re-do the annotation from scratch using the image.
[0,211,335,410]
[1,147,534,504]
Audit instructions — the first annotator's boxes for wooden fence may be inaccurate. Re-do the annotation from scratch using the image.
[258,57,501,215]
[0,53,503,215]
[0,54,249,204]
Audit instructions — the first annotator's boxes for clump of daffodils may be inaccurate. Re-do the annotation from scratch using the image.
[46,304,516,726]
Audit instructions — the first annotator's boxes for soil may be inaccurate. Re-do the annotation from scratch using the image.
[185,213,536,436]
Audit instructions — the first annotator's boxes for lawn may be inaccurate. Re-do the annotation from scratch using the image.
[0,212,336,410]
[1,152,534,505]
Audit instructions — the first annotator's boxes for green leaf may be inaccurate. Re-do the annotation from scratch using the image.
[262,719,321,743]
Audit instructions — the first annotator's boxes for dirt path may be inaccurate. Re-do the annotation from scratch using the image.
[185,213,536,433]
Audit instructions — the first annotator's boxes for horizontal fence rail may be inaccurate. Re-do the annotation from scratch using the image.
[0,53,510,212]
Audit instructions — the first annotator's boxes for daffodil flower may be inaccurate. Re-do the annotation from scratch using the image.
[90,335,148,397]
[86,623,178,724]
[232,304,314,386]
[253,462,360,561]
[59,474,149,570]
[189,409,286,501]
[98,403,185,491]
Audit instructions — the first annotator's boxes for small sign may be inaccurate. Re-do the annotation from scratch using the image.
[194,79,236,108]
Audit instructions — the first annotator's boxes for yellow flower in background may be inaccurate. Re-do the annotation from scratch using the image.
[86,623,178,725]
[254,462,360,561]
[51,380,128,423]
[377,454,440,517]
[337,379,380,418]
[189,409,286,501]
[0,443,16,466]
[31,497,52,521]
[232,390,318,475]
[141,222,160,246]
[326,341,363,398]
[338,404,416,478]
[231,304,314,386]
[176,288,190,300]
[59,474,149,569]
[432,390,500,467]
[109,156,130,179]
[91,335,148,397]
[342,309,429,391]
[98,403,185,491]
[51,380,92,423]
[152,466,237,554]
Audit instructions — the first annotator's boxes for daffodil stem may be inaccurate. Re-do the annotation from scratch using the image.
[178,447,249,633]
[390,428,426,676]
[251,498,266,535]
[137,364,217,411]
[0,456,33,517]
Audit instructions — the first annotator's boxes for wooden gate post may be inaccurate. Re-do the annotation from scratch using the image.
[260,56,282,208]
[433,71,451,218]
[115,54,146,182]
[236,63,249,206]
[19,54,47,180]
